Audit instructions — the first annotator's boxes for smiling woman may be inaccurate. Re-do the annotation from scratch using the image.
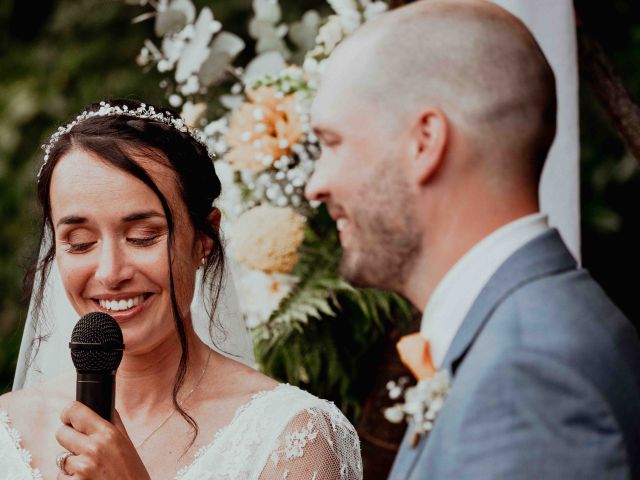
[0,99,362,480]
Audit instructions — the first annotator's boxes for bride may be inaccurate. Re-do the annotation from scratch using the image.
[0,99,362,479]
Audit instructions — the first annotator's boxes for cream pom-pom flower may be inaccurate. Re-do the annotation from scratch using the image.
[230,205,305,274]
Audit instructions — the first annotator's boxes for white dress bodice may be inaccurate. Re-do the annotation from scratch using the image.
[0,384,362,480]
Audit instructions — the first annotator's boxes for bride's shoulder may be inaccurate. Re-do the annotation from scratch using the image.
[258,383,356,435]
[0,371,74,428]
[264,383,338,410]
[257,385,362,479]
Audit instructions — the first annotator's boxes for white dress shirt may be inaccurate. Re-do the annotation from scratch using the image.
[420,213,551,369]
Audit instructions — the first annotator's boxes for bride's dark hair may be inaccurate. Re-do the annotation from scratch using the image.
[25,97,225,445]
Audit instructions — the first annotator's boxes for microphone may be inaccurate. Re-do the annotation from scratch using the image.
[69,312,124,422]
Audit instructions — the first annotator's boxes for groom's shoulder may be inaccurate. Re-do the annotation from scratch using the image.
[492,266,638,356]
[475,266,640,401]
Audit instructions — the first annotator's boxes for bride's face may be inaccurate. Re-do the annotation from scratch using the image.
[49,147,204,354]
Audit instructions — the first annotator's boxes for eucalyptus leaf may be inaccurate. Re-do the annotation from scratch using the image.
[210,31,245,59]
[244,51,287,84]
[132,12,156,24]
[198,51,232,87]
[256,35,290,59]
[252,0,282,24]
[175,7,220,83]
[155,10,187,37]
[248,18,269,39]
[168,0,196,24]
[289,10,321,53]
[220,94,244,110]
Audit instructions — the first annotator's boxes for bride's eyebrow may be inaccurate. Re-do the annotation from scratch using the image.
[55,211,165,227]
[122,210,165,222]
[57,215,86,227]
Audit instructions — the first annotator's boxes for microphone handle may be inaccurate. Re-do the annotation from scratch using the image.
[76,372,116,423]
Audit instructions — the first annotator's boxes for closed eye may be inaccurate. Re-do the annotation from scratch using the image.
[127,235,164,247]
[64,241,96,253]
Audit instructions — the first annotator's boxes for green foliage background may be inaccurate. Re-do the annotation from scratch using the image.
[0,0,638,398]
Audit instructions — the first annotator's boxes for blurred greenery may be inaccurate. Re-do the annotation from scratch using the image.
[0,0,638,396]
[0,0,166,392]
[578,0,640,329]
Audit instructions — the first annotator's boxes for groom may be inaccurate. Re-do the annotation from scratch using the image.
[305,0,640,478]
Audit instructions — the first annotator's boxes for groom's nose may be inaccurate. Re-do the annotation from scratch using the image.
[305,160,331,203]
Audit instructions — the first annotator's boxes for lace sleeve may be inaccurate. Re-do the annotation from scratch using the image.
[259,402,363,480]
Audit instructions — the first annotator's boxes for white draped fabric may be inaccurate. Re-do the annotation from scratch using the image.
[490,0,581,262]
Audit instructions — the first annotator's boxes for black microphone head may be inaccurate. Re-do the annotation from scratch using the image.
[70,312,124,372]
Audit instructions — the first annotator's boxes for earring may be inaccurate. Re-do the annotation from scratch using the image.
[199,257,206,269]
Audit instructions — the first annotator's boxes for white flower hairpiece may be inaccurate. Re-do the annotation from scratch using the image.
[38,101,213,181]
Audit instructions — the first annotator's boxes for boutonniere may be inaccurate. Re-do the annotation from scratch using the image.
[383,370,450,447]
[385,332,451,446]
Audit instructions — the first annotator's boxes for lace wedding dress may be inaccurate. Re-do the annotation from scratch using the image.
[0,384,362,480]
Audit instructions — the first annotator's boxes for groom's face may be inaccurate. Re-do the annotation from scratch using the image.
[306,81,421,291]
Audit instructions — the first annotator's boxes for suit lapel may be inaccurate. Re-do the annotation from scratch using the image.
[388,424,429,480]
[440,229,576,375]
[390,230,577,480]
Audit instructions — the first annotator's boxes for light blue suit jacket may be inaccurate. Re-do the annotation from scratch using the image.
[388,229,640,479]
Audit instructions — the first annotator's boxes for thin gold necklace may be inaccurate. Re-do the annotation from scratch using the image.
[134,350,212,450]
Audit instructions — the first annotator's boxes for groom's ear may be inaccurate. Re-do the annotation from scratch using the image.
[410,108,448,185]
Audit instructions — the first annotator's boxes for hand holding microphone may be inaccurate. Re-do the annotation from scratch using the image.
[55,312,150,480]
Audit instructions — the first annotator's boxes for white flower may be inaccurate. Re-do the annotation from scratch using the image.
[338,9,362,34]
[384,405,405,423]
[388,385,402,400]
[244,51,287,85]
[364,1,388,20]
[168,0,196,24]
[175,7,222,83]
[289,10,321,54]
[179,74,200,95]
[316,16,344,52]
[302,56,320,77]
[328,0,358,15]
[214,160,241,222]
[161,35,186,68]
[232,266,295,328]
[252,0,282,24]
[204,118,228,136]
[180,101,207,127]
[169,94,184,107]
[383,371,451,435]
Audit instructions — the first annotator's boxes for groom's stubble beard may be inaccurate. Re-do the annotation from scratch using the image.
[339,167,421,293]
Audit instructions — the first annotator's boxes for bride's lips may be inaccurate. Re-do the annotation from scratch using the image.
[91,293,155,322]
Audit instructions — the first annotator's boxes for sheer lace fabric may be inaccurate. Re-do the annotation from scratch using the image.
[0,385,362,479]
[177,384,362,479]
[0,411,43,480]
[260,406,362,479]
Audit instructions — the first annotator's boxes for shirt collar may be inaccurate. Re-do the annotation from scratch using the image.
[420,212,550,368]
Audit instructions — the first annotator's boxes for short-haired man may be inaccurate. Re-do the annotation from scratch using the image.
[306,0,640,478]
